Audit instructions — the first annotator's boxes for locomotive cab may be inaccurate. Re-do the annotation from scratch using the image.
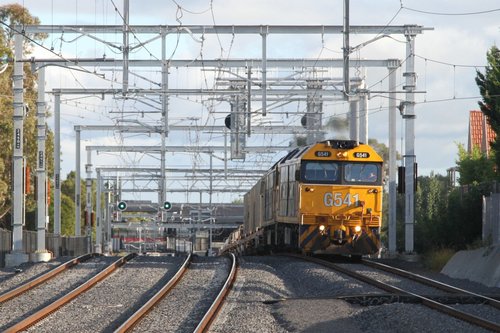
[296,140,384,256]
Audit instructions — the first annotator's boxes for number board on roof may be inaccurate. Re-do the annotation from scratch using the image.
[354,152,370,158]
[315,151,331,157]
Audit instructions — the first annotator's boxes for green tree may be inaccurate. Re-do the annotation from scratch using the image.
[414,173,448,252]
[58,171,91,236]
[455,143,495,185]
[445,185,484,249]
[476,46,500,174]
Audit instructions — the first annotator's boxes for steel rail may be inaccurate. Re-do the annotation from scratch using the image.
[4,253,137,333]
[0,253,96,304]
[194,253,238,333]
[363,259,500,310]
[114,253,192,333]
[283,254,500,332]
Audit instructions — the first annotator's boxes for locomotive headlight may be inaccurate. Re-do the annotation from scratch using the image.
[354,225,362,233]
[319,224,326,232]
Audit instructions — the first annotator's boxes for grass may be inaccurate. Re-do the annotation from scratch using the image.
[422,248,456,272]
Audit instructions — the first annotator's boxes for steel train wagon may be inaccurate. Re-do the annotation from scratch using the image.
[223,139,384,257]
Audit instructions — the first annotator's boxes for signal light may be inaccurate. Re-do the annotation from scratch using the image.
[224,114,231,129]
[117,201,127,211]
[163,201,172,211]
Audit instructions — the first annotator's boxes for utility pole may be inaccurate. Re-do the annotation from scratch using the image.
[388,59,399,255]
[6,31,28,266]
[160,28,168,216]
[85,148,93,253]
[122,0,129,96]
[35,66,50,261]
[343,0,350,96]
[261,31,267,116]
[96,169,102,253]
[404,28,417,254]
[75,127,81,236]
[54,91,61,241]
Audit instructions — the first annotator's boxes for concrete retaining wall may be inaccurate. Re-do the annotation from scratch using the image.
[441,245,500,288]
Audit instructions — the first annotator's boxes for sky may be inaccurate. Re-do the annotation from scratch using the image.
[1,0,499,204]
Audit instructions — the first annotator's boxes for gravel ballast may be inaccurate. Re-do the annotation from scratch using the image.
[210,255,500,333]
[25,254,186,333]
[2,254,498,332]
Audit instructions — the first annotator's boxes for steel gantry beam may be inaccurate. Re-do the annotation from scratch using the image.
[118,188,252,193]
[111,222,241,230]
[22,24,430,35]
[31,57,401,68]
[85,145,291,154]
[94,166,268,174]
[74,124,321,135]
[52,87,355,96]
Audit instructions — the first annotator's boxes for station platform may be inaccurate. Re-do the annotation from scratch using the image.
[441,245,500,288]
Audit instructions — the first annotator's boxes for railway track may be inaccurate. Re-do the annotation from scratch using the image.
[22,253,187,332]
[0,253,96,304]
[284,254,500,332]
[362,259,500,309]
[3,253,494,332]
[0,253,236,333]
[119,253,237,333]
[1,254,135,332]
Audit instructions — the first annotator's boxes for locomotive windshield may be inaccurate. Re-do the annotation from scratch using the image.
[301,161,381,184]
[302,161,340,183]
[344,163,380,183]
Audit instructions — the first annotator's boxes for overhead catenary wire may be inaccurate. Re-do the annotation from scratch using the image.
[401,4,500,16]
[11,0,493,203]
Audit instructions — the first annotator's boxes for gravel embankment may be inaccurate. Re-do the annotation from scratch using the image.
[25,254,186,333]
[210,256,498,333]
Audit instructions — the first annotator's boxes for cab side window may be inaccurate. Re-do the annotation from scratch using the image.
[344,163,379,183]
[303,162,339,183]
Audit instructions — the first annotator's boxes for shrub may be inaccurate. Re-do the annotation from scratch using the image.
[423,248,455,272]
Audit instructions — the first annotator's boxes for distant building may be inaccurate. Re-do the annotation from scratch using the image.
[468,110,496,156]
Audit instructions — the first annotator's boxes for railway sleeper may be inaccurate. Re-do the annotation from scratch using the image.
[339,294,497,307]
[262,294,497,307]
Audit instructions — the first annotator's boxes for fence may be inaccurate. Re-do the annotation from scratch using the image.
[482,194,500,245]
[0,228,89,267]
[0,229,10,268]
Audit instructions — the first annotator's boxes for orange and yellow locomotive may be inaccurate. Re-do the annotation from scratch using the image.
[233,139,383,257]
